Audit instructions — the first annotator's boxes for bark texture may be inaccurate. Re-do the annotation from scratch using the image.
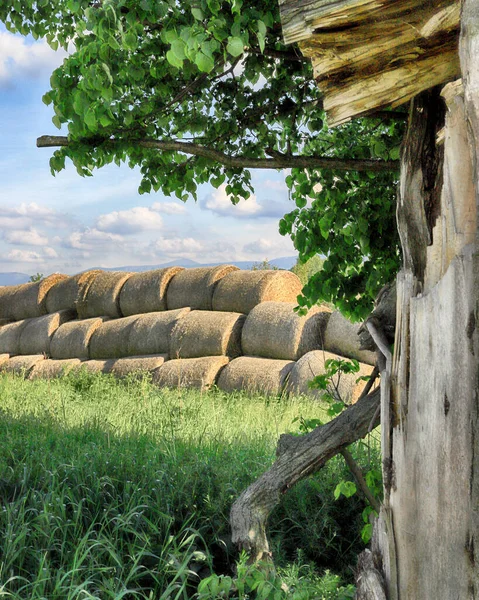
[364,64,479,600]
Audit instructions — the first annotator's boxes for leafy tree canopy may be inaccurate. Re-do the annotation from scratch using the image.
[1,0,405,319]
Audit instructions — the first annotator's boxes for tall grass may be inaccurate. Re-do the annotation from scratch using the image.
[0,371,379,598]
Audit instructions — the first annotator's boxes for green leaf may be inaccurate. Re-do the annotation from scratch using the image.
[52,115,62,130]
[84,108,97,131]
[191,7,203,20]
[170,39,186,60]
[226,36,244,57]
[123,30,138,51]
[166,50,183,69]
[66,0,80,13]
[195,52,214,73]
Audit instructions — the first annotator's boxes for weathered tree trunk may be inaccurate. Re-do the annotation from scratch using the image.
[357,3,479,597]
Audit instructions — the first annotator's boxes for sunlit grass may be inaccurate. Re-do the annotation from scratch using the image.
[0,371,378,598]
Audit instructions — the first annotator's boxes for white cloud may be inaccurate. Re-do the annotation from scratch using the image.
[44,247,58,258]
[0,202,69,229]
[96,207,164,234]
[64,228,124,250]
[0,32,67,86]
[4,227,49,246]
[7,249,42,263]
[152,237,204,255]
[201,185,288,219]
[152,201,187,215]
[242,237,294,256]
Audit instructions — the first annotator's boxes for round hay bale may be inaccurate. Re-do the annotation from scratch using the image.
[153,356,229,391]
[50,317,109,359]
[109,355,168,378]
[19,310,76,356]
[0,285,21,320]
[0,354,10,368]
[0,320,30,355]
[76,271,133,319]
[127,308,190,356]
[71,359,115,374]
[286,350,375,402]
[217,356,294,396]
[322,312,376,365]
[119,267,184,317]
[241,302,330,361]
[12,274,69,321]
[166,265,239,311]
[45,270,101,314]
[2,354,45,376]
[89,315,141,359]
[212,270,303,314]
[170,310,245,359]
[29,358,82,380]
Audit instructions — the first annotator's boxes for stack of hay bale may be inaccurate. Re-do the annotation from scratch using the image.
[0,265,376,402]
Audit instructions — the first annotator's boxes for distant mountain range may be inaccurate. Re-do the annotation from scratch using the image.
[0,256,298,286]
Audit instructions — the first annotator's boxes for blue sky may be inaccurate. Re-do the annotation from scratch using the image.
[0,28,296,275]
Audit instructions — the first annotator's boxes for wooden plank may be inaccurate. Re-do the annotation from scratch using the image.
[320,40,459,125]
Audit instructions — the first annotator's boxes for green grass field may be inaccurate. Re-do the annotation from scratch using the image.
[0,370,379,599]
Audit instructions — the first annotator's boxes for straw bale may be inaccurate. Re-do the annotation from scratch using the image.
[166,265,239,310]
[71,359,115,374]
[322,311,376,365]
[1,354,45,376]
[0,320,30,355]
[76,270,133,318]
[109,355,168,378]
[19,310,76,356]
[153,356,229,391]
[241,302,330,361]
[50,317,109,359]
[0,285,20,320]
[217,356,294,396]
[0,354,10,368]
[212,270,304,314]
[170,310,245,359]
[29,358,82,380]
[119,267,184,317]
[0,274,68,321]
[286,350,374,402]
[45,270,101,314]
[89,315,141,359]
[128,308,190,356]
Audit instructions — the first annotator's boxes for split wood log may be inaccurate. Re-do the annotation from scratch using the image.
[279,0,460,125]
[230,387,380,561]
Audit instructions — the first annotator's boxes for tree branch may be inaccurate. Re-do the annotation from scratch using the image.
[230,388,381,561]
[37,136,399,172]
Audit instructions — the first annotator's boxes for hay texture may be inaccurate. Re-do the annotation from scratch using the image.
[166,265,239,310]
[109,355,168,378]
[50,317,108,359]
[19,310,76,356]
[217,356,294,396]
[153,356,229,391]
[127,308,190,356]
[0,274,68,321]
[0,320,30,355]
[0,354,10,368]
[71,359,114,374]
[29,358,82,380]
[1,354,45,376]
[76,270,133,319]
[286,350,374,402]
[322,311,376,365]
[89,315,141,359]
[170,310,245,359]
[119,267,184,317]
[241,302,330,361]
[45,270,101,314]
[212,270,303,314]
